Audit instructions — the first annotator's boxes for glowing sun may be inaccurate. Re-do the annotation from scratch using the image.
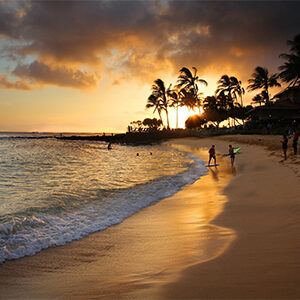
[177,107,203,128]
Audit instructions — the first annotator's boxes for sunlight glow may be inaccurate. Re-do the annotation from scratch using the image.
[177,107,200,128]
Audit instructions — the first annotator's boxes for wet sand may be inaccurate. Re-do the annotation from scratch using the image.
[1,135,300,299]
[0,141,234,299]
[161,136,300,299]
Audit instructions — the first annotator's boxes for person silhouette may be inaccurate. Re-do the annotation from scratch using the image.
[292,130,298,155]
[208,145,216,165]
[228,145,235,167]
[281,135,288,160]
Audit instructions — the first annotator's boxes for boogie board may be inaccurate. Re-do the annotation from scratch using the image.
[233,147,241,153]
[205,164,220,167]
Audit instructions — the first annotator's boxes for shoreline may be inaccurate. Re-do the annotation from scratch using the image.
[0,140,235,299]
[160,136,300,299]
[0,135,299,299]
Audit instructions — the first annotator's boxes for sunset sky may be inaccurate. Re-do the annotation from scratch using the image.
[0,0,299,132]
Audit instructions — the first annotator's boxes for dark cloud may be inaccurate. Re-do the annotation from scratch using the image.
[13,61,98,89]
[162,1,300,79]
[0,0,299,90]
[0,1,21,38]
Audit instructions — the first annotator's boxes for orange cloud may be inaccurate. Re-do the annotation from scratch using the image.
[0,0,299,90]
[0,75,32,90]
[13,61,99,89]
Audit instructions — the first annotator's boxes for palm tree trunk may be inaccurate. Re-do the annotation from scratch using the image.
[158,111,163,127]
[265,85,270,104]
[176,105,178,129]
[165,109,170,130]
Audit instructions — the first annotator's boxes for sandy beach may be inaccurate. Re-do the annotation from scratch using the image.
[162,135,300,299]
[1,135,300,299]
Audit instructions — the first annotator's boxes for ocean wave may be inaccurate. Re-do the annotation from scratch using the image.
[0,153,206,263]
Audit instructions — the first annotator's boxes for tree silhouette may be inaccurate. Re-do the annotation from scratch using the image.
[247,66,281,104]
[203,96,218,110]
[216,75,245,107]
[251,91,268,106]
[149,79,170,129]
[143,118,162,130]
[203,95,228,128]
[146,94,164,126]
[185,115,206,129]
[279,34,300,87]
[176,67,207,113]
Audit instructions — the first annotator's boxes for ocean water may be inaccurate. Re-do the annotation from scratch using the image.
[0,133,207,263]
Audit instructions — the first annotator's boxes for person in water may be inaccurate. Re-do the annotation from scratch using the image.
[292,129,298,155]
[228,144,235,167]
[281,134,288,160]
[208,145,216,165]
[107,142,112,150]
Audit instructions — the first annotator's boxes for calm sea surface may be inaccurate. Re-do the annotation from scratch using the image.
[0,133,206,263]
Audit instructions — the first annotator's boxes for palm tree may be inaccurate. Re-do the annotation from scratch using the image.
[216,76,244,126]
[216,91,231,110]
[195,92,204,114]
[251,91,268,106]
[146,94,164,126]
[203,96,218,110]
[279,34,300,87]
[178,89,197,111]
[202,96,228,129]
[247,66,281,104]
[251,94,263,106]
[176,67,207,112]
[149,79,170,129]
[216,75,245,107]
[167,86,180,129]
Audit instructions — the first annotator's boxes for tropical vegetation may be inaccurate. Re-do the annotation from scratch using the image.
[146,79,171,129]
[247,66,281,104]
[140,34,300,131]
[279,34,300,87]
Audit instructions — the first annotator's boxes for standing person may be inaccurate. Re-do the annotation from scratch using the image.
[281,135,288,160]
[228,145,235,167]
[292,129,298,155]
[208,145,217,166]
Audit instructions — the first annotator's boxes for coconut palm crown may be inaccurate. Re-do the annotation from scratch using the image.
[148,79,170,129]
[176,67,207,92]
[216,75,245,106]
[146,94,164,126]
[278,34,300,87]
[247,66,281,104]
[176,67,207,111]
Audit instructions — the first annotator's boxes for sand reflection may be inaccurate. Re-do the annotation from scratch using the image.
[0,145,236,299]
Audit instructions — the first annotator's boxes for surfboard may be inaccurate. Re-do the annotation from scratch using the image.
[233,147,241,153]
[205,164,220,167]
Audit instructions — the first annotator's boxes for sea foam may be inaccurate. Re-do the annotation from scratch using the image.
[0,153,206,263]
